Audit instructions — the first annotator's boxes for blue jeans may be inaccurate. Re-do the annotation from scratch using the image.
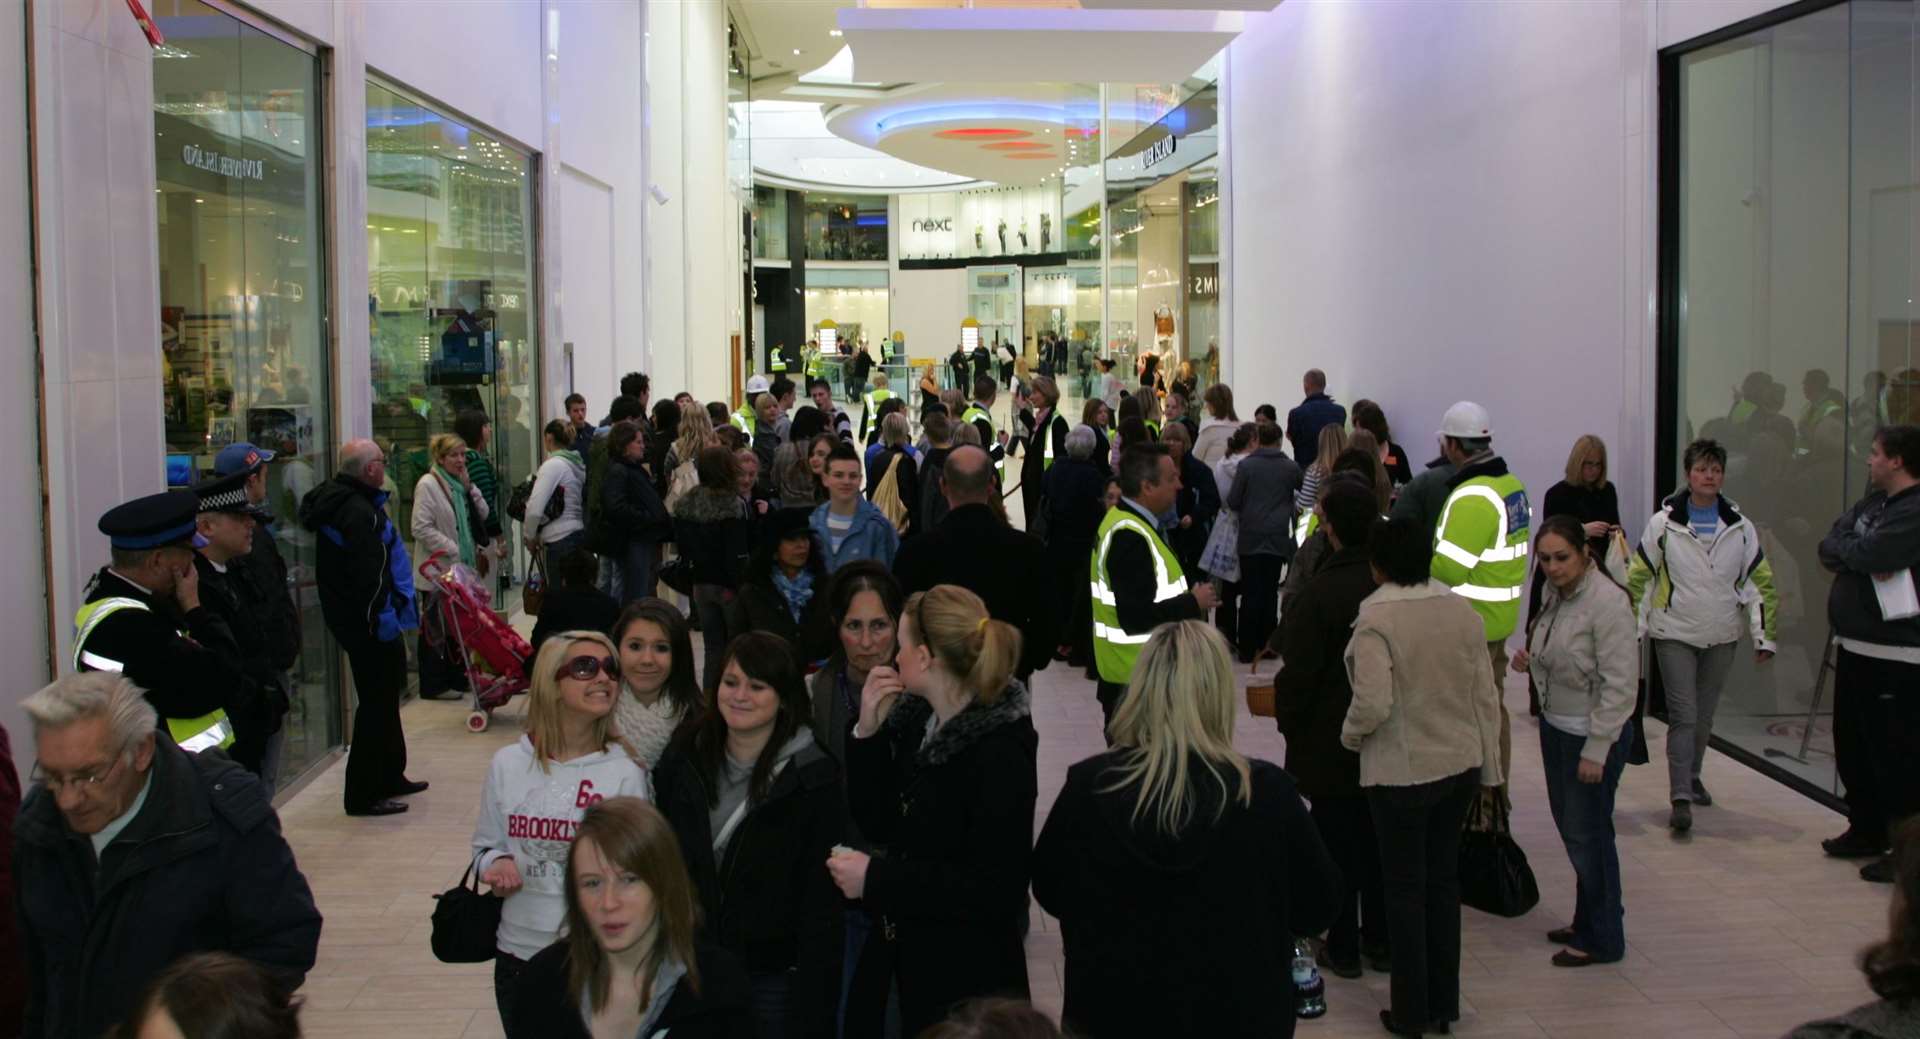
[621,540,657,604]
[1540,719,1631,961]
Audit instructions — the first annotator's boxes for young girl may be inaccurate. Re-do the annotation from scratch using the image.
[611,599,703,769]
[654,633,845,1038]
[474,633,651,1025]
[505,798,753,1038]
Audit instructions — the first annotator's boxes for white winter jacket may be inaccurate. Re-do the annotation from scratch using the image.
[526,453,587,545]
[1624,492,1779,653]
[471,736,650,960]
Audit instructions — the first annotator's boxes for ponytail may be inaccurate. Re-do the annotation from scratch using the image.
[905,585,1023,705]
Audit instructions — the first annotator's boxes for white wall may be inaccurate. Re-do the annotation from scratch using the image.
[1225,0,1795,534]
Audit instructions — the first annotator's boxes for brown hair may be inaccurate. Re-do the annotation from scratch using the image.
[694,444,739,491]
[565,798,703,1015]
[1863,817,1920,1000]
[1564,434,1610,489]
[1203,382,1236,421]
[126,952,303,1039]
[905,585,1020,705]
[607,419,644,462]
[919,998,1063,1039]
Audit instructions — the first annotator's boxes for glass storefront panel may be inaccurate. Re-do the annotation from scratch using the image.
[153,0,339,781]
[804,268,890,349]
[804,193,889,261]
[1668,0,1919,800]
[366,81,539,621]
[753,185,789,261]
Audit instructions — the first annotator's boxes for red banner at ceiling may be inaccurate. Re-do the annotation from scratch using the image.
[125,0,165,47]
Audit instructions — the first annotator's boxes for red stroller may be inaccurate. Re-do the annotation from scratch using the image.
[418,551,532,732]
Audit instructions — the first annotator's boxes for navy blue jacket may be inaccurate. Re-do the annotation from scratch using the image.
[1285,392,1348,464]
[299,474,418,645]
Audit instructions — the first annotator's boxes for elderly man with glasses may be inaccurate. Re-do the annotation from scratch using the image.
[12,672,321,1039]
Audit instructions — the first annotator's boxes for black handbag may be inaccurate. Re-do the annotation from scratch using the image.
[430,859,503,963]
[1458,791,1540,918]
[658,555,695,596]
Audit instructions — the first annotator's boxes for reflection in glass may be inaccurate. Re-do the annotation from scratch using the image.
[153,0,339,784]
[804,193,889,261]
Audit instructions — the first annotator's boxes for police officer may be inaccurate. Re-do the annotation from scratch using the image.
[1428,400,1530,785]
[213,443,302,784]
[75,489,245,754]
[1089,443,1218,738]
[193,469,292,792]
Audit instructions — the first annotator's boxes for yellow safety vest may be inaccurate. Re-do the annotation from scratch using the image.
[1040,413,1060,471]
[962,404,1004,469]
[1090,507,1188,684]
[730,407,756,435]
[73,597,236,753]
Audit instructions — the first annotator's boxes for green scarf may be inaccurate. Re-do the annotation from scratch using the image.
[553,448,585,470]
[433,465,476,567]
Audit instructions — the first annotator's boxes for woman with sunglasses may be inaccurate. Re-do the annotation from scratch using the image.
[473,632,650,1027]
[654,632,845,1039]
[825,585,1036,1037]
[612,599,704,770]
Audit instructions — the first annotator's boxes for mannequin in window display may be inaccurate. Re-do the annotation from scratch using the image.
[1019,217,1029,251]
[975,223,984,253]
[998,218,1008,254]
[1040,212,1052,252]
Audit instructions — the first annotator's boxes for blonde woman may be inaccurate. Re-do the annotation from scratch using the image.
[1034,620,1339,1037]
[472,632,650,1025]
[825,585,1035,1037]
[665,402,716,510]
[413,432,495,698]
[1295,422,1350,512]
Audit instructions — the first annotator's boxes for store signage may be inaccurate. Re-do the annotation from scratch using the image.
[1142,134,1177,170]
[182,143,264,181]
[1188,267,1219,301]
[911,218,953,233]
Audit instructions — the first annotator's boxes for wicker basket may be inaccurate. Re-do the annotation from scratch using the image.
[1245,654,1276,717]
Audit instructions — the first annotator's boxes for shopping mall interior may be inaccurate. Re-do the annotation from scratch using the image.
[4,0,1919,1035]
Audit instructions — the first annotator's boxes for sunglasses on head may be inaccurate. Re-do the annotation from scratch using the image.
[557,655,620,682]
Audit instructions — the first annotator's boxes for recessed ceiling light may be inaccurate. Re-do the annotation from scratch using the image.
[829,29,842,36]
[792,48,801,55]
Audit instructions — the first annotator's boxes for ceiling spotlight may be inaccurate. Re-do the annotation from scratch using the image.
[792,48,801,55]
[829,29,842,36]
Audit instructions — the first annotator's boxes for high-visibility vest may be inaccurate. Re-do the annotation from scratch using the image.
[1294,509,1319,547]
[1430,471,1531,641]
[73,598,236,753]
[730,407,756,435]
[862,389,894,439]
[1040,413,1061,471]
[805,352,823,378]
[1090,507,1189,684]
[1145,420,1161,440]
[770,352,788,372]
[962,403,1004,469]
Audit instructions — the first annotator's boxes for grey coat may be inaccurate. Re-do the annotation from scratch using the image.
[1226,447,1303,558]
[1527,567,1640,763]
[1784,1000,1920,1039]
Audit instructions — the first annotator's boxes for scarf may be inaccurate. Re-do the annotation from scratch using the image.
[770,567,815,624]
[552,447,584,471]
[432,465,475,566]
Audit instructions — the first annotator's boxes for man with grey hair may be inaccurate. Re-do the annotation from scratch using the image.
[12,673,321,1038]
[299,438,423,817]
[892,446,1059,680]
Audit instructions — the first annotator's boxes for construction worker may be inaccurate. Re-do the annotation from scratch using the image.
[74,489,246,753]
[962,373,1011,472]
[1428,400,1530,782]
[732,374,771,436]
[769,342,789,374]
[1089,442,1217,738]
[859,371,895,445]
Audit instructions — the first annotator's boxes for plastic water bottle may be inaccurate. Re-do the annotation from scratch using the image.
[1293,938,1327,1019]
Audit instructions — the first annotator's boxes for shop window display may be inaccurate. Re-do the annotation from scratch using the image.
[804,193,888,261]
[365,80,539,616]
[154,0,338,784]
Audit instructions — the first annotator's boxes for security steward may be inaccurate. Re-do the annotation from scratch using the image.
[1090,442,1218,738]
[962,374,1012,474]
[192,469,291,788]
[74,489,245,753]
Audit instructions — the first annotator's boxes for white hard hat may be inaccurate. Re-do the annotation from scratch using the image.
[745,375,771,395]
[1437,401,1492,439]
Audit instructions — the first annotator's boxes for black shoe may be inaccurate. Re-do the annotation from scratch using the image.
[393,778,430,797]
[1824,828,1890,860]
[1546,926,1576,945]
[1669,800,1693,833]
[1690,780,1713,807]
[1427,1020,1453,1036]
[1365,944,1393,973]
[417,690,457,701]
[1379,1010,1423,1037]
[1861,857,1896,884]
[1316,947,1363,980]
[1552,950,1601,968]
[347,799,409,817]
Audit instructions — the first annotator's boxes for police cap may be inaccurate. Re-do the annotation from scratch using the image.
[192,470,253,514]
[99,490,207,550]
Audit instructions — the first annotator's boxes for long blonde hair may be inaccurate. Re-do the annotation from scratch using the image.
[675,402,714,464]
[527,632,627,772]
[1564,434,1609,489]
[1314,423,1349,475]
[1104,621,1252,835]
[905,585,1021,705]
[1344,429,1394,513]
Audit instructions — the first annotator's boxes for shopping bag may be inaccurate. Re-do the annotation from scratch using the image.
[1458,792,1541,918]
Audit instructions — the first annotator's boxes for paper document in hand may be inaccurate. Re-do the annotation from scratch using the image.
[1875,569,1920,621]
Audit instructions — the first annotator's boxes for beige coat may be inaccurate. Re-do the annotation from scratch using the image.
[1526,566,1639,763]
[1341,580,1505,788]
[411,471,492,566]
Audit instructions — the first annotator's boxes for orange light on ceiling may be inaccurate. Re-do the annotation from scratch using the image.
[1003,153,1059,160]
[934,128,1031,139]
[981,142,1052,151]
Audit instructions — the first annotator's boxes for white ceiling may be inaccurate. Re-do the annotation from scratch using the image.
[743,100,977,190]
[838,6,1242,85]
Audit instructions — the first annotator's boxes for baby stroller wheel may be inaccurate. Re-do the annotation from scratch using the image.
[466,710,491,733]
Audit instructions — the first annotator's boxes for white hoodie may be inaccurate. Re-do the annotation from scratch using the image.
[472,736,651,960]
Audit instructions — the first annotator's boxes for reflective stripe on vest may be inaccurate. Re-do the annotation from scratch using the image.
[1090,508,1188,683]
[962,405,1004,469]
[73,597,237,753]
[1294,510,1319,547]
[1041,415,1059,471]
[1432,475,1530,640]
[771,355,788,371]
[731,408,755,435]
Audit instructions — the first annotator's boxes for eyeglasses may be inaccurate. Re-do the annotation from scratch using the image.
[557,655,620,682]
[31,740,131,794]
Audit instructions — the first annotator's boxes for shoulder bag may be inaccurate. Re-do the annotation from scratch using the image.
[430,858,503,963]
[1458,791,1540,918]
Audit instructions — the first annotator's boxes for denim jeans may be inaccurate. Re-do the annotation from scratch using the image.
[493,950,529,1028]
[1653,639,1735,802]
[1540,719,1632,962]
[621,539,658,604]
[692,583,732,696]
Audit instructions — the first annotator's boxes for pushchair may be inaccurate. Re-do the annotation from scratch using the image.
[418,550,532,732]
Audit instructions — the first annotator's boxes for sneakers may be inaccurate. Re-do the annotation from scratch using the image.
[1670,800,1693,833]
[1690,780,1713,807]
[1823,828,1890,860]
[1861,857,1896,884]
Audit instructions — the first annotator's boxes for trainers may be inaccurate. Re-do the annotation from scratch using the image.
[1861,857,1896,884]
[1690,780,1713,807]
[1823,828,1890,860]
[1670,800,1693,833]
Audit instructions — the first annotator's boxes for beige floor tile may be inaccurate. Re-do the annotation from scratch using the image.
[299,1009,477,1039]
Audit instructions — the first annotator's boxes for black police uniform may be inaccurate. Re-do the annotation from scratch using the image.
[192,470,292,777]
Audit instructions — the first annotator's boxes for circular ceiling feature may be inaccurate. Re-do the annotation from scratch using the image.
[1003,153,1059,160]
[980,141,1052,151]
[933,127,1031,139]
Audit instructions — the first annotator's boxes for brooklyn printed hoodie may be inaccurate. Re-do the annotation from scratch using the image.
[472,736,651,960]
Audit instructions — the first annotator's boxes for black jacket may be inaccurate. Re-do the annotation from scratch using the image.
[673,487,753,589]
[1168,452,1221,572]
[507,940,754,1039]
[1020,411,1071,530]
[1531,479,1623,615]
[1272,545,1376,800]
[1032,753,1340,1039]
[191,555,290,775]
[1045,457,1108,550]
[1820,483,1920,648]
[864,445,920,536]
[240,512,301,669]
[917,446,953,533]
[75,568,243,726]
[529,586,622,657]
[1106,501,1205,640]
[653,741,845,1038]
[892,503,1058,678]
[299,474,418,645]
[726,579,835,666]
[1285,392,1347,464]
[597,456,670,553]
[15,738,322,1039]
[844,684,1037,1037]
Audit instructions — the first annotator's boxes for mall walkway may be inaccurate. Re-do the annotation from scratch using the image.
[278,650,1885,1038]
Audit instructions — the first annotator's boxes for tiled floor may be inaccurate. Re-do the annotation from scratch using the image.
[280,649,1888,1039]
